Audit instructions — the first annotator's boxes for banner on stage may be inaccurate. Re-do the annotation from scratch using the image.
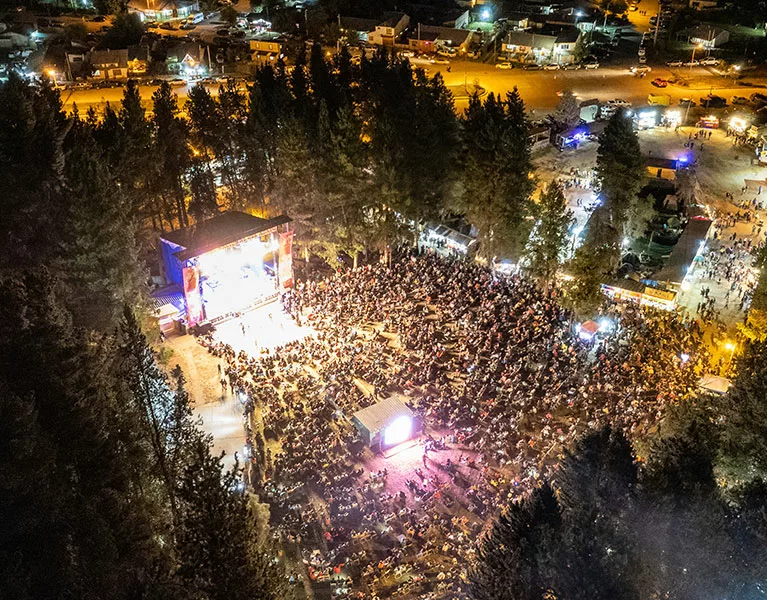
[278,231,294,289]
[183,265,205,326]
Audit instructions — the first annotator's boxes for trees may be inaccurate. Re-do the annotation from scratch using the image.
[553,90,581,128]
[102,13,144,49]
[526,181,573,286]
[470,426,763,600]
[461,89,536,261]
[595,110,645,237]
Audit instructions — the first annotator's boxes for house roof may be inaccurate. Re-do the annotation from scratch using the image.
[506,31,557,50]
[413,25,471,45]
[685,24,727,39]
[339,16,379,33]
[161,212,292,262]
[652,217,712,284]
[90,48,128,68]
[352,397,415,435]
[645,156,678,170]
[380,12,407,27]
[167,41,201,62]
[555,26,580,43]
[128,44,149,61]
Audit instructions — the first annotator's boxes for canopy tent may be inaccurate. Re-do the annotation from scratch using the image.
[352,397,418,452]
[698,374,731,396]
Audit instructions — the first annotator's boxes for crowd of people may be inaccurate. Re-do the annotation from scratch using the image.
[198,251,712,599]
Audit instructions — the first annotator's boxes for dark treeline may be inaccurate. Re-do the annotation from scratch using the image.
[0,272,287,599]
[0,44,558,327]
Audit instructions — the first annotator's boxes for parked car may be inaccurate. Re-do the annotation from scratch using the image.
[180,22,197,30]
[543,63,560,70]
[683,59,700,67]
[731,96,749,105]
[651,77,668,87]
[638,47,646,57]
[607,99,631,107]
[430,57,450,65]
[495,61,513,69]
[583,61,599,69]
[750,93,767,106]
[666,60,683,67]
[169,78,186,87]
[700,57,719,66]
[159,22,178,30]
[700,95,726,108]
[678,98,696,107]
[638,55,647,64]
[562,63,581,70]
[630,65,651,73]
[90,15,106,22]
[399,50,414,58]
[523,63,541,70]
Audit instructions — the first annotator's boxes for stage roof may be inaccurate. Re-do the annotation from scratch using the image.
[652,217,712,285]
[161,212,291,262]
[352,397,414,435]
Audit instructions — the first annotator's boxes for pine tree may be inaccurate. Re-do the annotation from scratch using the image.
[595,110,644,237]
[526,180,573,286]
[0,271,171,600]
[553,90,581,128]
[152,82,191,228]
[470,484,561,600]
[176,436,287,600]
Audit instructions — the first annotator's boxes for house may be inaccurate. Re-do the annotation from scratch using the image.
[504,31,557,62]
[127,45,149,75]
[127,0,200,22]
[684,24,729,48]
[166,41,203,74]
[89,49,129,80]
[338,15,379,43]
[645,156,679,181]
[367,12,409,46]
[408,25,474,53]
[553,26,581,64]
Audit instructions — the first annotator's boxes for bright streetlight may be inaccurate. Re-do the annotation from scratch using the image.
[689,42,703,71]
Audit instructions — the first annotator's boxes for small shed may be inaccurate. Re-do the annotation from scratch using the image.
[698,374,731,395]
[352,397,418,452]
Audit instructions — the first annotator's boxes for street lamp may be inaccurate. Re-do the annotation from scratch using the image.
[689,42,703,71]
[725,341,736,372]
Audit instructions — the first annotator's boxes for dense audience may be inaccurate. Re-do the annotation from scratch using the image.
[198,251,710,599]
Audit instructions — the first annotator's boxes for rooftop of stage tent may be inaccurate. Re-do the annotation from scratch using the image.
[352,396,415,435]
[160,212,292,262]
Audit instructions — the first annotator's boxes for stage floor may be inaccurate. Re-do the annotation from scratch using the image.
[212,302,314,354]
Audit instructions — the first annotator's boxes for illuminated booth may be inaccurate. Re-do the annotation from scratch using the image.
[351,397,419,453]
[159,212,293,327]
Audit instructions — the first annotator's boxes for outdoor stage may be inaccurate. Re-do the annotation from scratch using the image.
[211,303,314,354]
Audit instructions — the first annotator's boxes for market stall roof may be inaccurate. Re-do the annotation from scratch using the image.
[698,374,731,395]
[652,216,712,285]
[161,212,291,262]
[352,397,414,435]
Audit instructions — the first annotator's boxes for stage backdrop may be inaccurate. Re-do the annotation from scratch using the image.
[278,231,294,289]
[183,265,205,326]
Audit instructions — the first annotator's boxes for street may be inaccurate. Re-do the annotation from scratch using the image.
[59,59,766,115]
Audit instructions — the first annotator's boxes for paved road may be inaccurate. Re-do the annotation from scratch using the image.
[61,62,763,114]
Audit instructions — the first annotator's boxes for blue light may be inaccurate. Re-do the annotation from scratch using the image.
[481,8,491,20]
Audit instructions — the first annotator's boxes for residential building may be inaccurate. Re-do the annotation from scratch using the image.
[408,24,474,53]
[338,15,379,43]
[367,12,409,46]
[553,26,581,64]
[166,41,203,74]
[127,0,200,22]
[504,31,556,62]
[89,49,129,80]
[127,44,149,75]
